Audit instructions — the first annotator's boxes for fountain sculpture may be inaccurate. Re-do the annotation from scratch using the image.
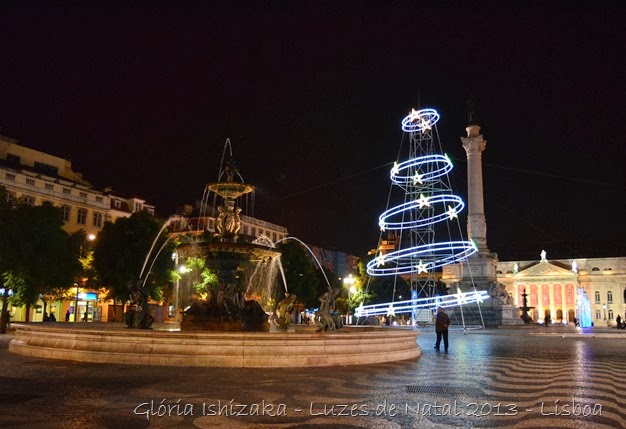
[519,288,534,324]
[8,138,422,367]
[177,140,283,332]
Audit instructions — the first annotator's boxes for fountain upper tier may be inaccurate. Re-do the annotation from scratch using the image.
[207,182,254,200]
[177,241,280,262]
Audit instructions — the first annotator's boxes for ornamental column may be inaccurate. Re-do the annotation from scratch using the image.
[461,125,489,255]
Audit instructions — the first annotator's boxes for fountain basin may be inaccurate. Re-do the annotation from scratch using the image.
[9,324,421,367]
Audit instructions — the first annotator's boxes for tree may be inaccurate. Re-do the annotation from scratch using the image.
[93,211,175,318]
[0,185,14,332]
[277,240,323,309]
[2,200,82,323]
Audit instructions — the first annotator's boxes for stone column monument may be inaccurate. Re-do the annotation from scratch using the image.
[444,110,522,326]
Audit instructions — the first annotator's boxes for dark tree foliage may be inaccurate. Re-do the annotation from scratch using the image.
[0,186,13,332]
[0,196,82,324]
[358,253,410,305]
[93,211,174,305]
[277,240,323,309]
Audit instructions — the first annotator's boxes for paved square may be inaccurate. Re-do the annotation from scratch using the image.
[1,327,625,428]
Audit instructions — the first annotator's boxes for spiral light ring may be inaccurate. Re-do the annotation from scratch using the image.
[366,241,477,276]
[401,108,440,133]
[378,195,465,231]
[390,154,453,185]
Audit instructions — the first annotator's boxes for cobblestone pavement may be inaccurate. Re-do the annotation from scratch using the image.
[1,327,625,429]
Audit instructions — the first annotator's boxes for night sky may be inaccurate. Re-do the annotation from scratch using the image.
[1,4,624,261]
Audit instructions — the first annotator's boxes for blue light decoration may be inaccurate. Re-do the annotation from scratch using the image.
[367,108,477,277]
[365,108,482,322]
[355,290,489,317]
[576,288,592,328]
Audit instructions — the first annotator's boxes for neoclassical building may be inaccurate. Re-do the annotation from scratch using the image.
[497,252,626,326]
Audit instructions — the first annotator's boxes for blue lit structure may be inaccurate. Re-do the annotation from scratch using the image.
[577,288,592,328]
[365,108,483,324]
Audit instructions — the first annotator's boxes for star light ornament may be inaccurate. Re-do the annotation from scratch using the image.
[447,205,458,220]
[417,193,430,208]
[412,171,423,185]
[391,162,400,176]
[415,260,428,274]
[457,287,468,304]
[375,254,386,267]
[387,304,395,317]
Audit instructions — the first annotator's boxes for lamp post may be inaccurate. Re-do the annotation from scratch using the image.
[603,304,607,323]
[75,233,96,322]
[173,251,190,324]
[343,274,356,325]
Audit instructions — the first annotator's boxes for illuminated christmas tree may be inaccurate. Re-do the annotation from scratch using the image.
[364,108,484,323]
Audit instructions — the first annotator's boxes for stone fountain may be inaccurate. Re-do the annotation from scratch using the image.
[519,288,534,324]
[177,146,279,331]
[8,139,422,367]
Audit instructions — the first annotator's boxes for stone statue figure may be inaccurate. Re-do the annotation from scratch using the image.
[275,293,297,330]
[466,97,480,125]
[315,287,341,332]
[489,282,514,306]
[124,281,155,329]
[216,205,226,236]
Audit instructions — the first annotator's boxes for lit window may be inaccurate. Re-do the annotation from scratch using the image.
[77,208,87,225]
[93,212,103,228]
[608,291,613,303]
[5,192,15,205]
[594,291,600,303]
[61,205,70,221]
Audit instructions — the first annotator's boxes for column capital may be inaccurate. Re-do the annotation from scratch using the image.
[461,130,486,154]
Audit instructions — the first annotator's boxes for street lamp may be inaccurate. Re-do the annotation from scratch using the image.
[343,274,356,325]
[603,304,607,322]
[75,233,96,322]
[173,251,191,324]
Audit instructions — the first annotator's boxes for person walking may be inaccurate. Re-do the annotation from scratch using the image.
[65,310,70,322]
[616,314,622,330]
[434,307,450,351]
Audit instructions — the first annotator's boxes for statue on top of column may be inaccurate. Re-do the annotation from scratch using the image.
[465,96,480,126]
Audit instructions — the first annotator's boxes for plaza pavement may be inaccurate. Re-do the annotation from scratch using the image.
[1,325,625,429]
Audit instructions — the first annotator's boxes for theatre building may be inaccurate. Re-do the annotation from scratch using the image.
[497,252,626,326]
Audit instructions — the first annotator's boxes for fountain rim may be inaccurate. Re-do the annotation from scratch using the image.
[206,181,254,199]
[176,241,281,261]
[9,323,422,368]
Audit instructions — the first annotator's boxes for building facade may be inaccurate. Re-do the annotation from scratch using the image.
[497,253,626,326]
[0,135,154,323]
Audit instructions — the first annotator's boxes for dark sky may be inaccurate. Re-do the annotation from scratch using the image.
[1,3,625,261]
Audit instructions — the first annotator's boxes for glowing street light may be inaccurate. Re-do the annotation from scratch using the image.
[343,274,356,325]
